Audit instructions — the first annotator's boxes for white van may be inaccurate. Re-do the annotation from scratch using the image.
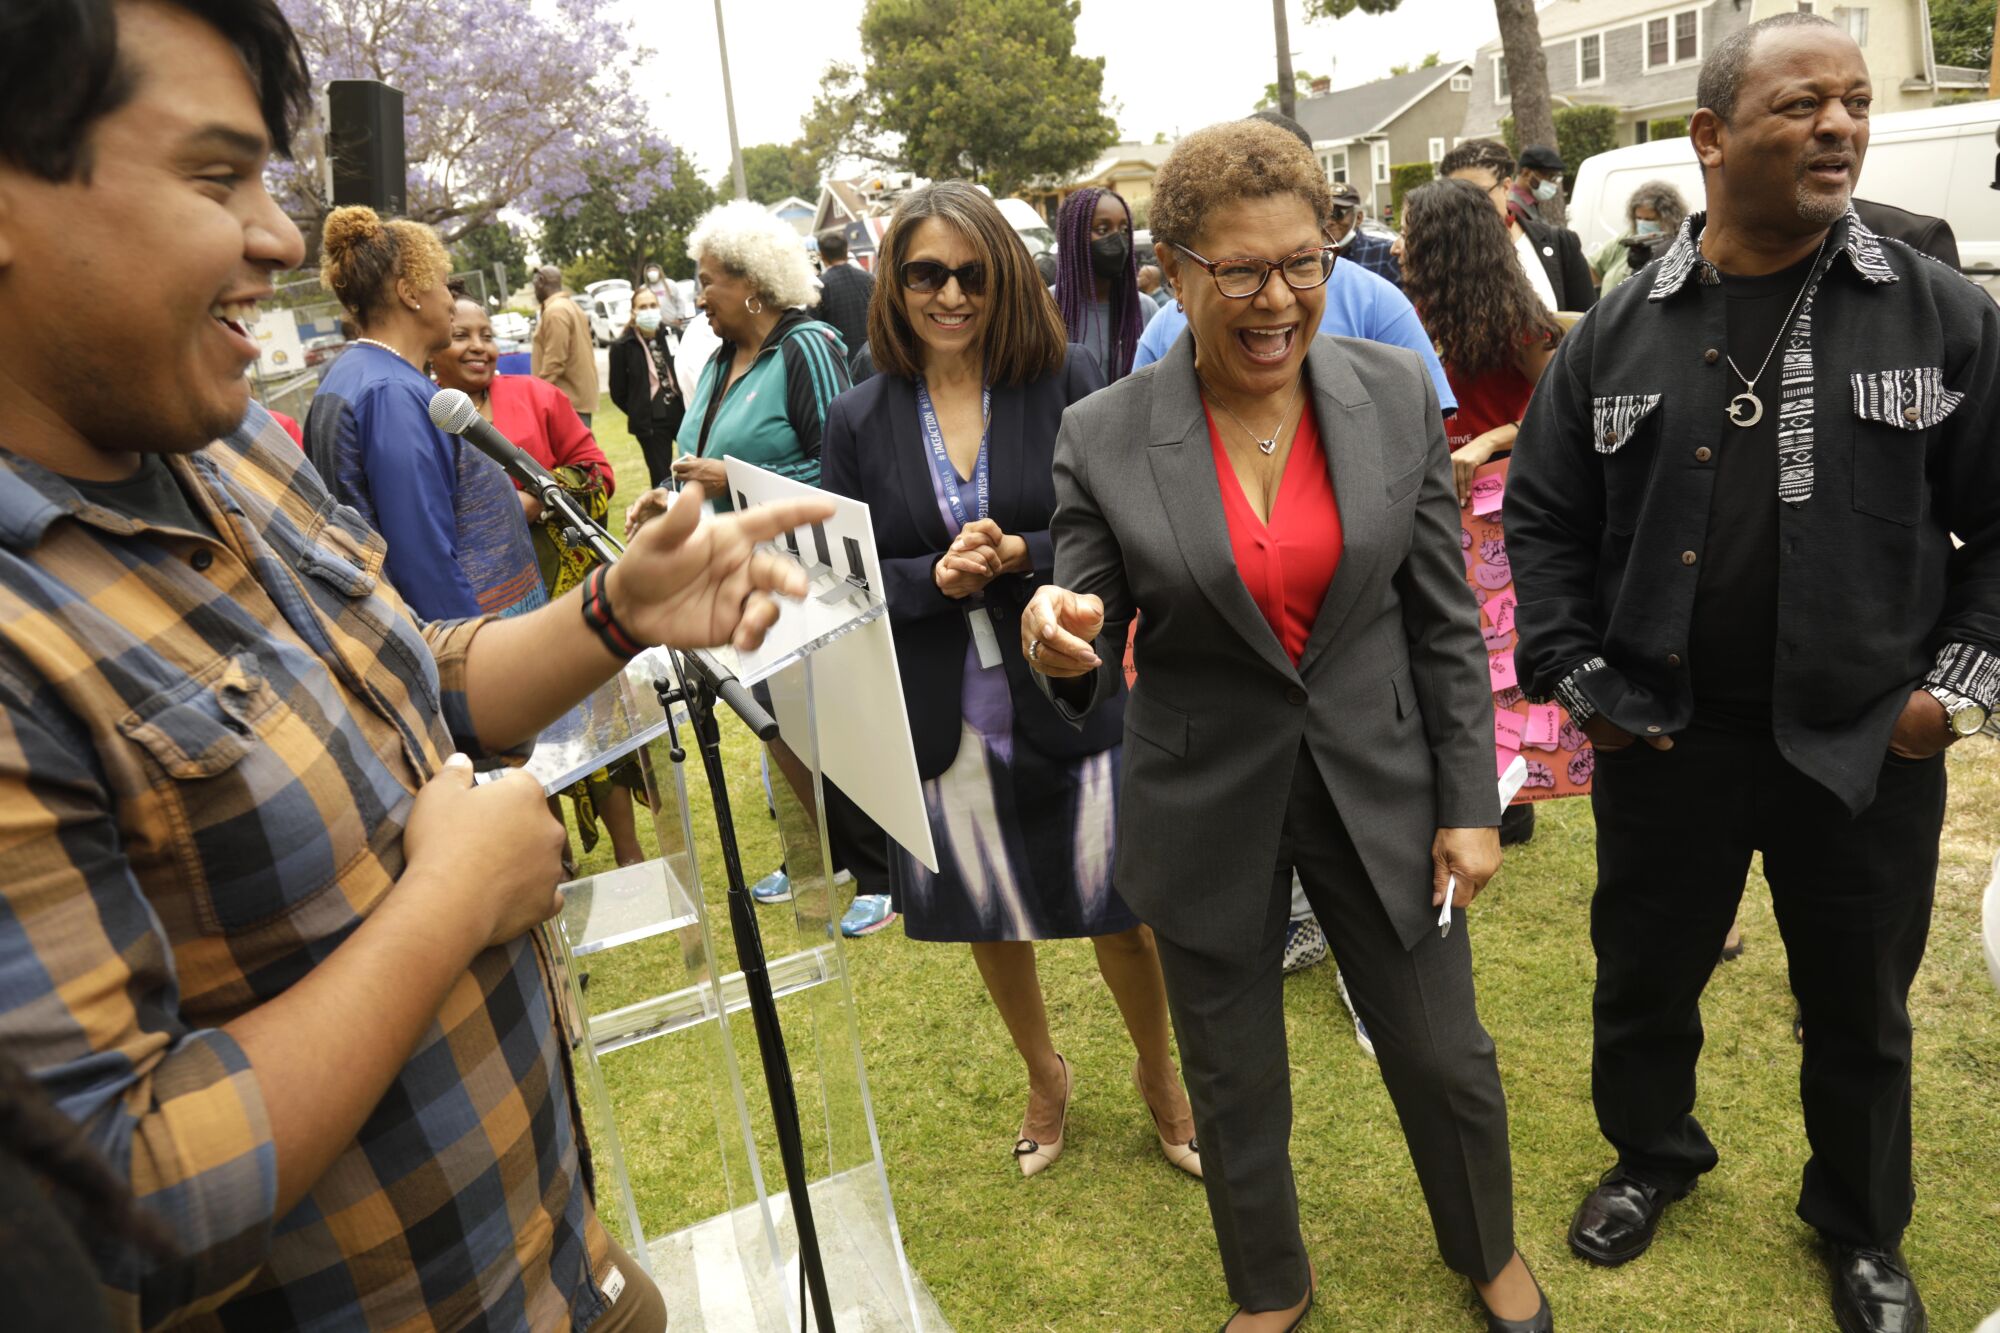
[994,196,1058,258]
[1567,99,2000,294]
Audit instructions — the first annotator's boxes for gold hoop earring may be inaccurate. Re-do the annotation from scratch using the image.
[745,297,764,315]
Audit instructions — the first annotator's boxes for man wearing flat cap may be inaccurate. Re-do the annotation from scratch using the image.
[1512,144,1566,225]
[1327,180,1403,288]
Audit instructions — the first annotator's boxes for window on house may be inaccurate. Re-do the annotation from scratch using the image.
[1494,53,1510,100]
[1373,141,1391,183]
[1634,120,1650,144]
[1579,33,1603,83]
[1648,9,1699,68]
[1837,6,1868,44]
[1330,150,1349,184]
[1450,72,1472,92]
[1429,137,1446,163]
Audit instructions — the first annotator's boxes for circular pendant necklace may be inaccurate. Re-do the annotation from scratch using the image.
[1722,232,1828,430]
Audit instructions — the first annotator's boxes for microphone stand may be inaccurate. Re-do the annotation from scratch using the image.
[535,474,838,1330]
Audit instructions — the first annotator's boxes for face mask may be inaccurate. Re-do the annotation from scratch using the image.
[635,309,662,332]
[1634,218,1665,236]
[1090,234,1130,280]
[1533,178,1561,203]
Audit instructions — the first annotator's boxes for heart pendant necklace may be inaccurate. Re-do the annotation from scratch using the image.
[1203,374,1305,455]
[1722,232,1827,430]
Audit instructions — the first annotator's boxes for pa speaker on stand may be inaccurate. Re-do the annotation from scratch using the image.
[326,79,406,217]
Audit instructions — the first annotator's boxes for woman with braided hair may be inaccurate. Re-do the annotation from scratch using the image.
[1052,186,1146,381]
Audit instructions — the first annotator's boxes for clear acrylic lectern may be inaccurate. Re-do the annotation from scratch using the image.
[525,596,949,1330]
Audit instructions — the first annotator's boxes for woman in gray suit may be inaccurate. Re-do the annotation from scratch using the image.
[1023,120,1550,1333]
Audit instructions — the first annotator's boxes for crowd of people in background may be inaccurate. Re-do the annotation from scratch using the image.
[4,3,1996,1333]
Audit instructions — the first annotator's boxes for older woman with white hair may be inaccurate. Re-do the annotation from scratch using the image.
[671,199,852,509]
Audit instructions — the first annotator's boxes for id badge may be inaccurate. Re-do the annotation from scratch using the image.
[967,606,1003,670]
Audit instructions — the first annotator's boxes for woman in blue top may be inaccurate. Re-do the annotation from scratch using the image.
[671,201,852,509]
[304,207,543,622]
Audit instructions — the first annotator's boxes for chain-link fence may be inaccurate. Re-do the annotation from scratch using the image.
[248,267,507,422]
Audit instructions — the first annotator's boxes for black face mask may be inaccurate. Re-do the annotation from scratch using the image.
[1090,233,1130,280]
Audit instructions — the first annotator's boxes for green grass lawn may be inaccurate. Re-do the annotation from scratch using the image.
[574,407,2000,1331]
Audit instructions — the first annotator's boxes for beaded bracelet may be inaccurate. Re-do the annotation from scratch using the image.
[581,565,644,660]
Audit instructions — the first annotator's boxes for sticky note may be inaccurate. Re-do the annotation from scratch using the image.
[1471,474,1506,516]
[1495,743,1521,777]
[1524,703,1562,749]
[1489,650,1518,692]
[1494,708,1527,751]
[1486,591,1518,637]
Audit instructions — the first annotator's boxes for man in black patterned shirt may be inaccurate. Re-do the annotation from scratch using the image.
[1508,16,1999,1333]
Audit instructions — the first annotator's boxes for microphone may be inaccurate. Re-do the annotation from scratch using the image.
[428,388,563,497]
[427,389,776,736]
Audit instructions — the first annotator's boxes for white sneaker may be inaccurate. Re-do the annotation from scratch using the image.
[1335,970,1376,1060]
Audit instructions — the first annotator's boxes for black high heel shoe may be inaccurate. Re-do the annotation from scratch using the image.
[1479,1264,1552,1333]
[1216,1288,1313,1333]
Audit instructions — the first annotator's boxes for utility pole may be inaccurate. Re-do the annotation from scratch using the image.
[714,0,749,200]
[1273,0,1296,119]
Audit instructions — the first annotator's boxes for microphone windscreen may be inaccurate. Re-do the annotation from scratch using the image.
[428,388,480,435]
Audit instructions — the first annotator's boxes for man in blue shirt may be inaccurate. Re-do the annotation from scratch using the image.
[1136,253,1458,415]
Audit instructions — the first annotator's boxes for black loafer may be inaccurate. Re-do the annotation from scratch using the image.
[1566,1167,1692,1266]
[1829,1243,1927,1333]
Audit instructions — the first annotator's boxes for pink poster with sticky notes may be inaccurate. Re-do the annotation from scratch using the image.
[1461,457,1593,803]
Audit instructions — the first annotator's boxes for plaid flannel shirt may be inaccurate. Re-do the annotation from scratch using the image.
[1341,230,1404,290]
[0,406,612,1331]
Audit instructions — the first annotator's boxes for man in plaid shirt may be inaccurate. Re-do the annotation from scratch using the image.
[0,3,830,1328]
[1327,181,1403,289]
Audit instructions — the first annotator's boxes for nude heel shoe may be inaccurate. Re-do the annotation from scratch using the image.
[1014,1054,1070,1178]
[1134,1060,1202,1179]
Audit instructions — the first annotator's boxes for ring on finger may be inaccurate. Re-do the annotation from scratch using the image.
[1028,639,1042,663]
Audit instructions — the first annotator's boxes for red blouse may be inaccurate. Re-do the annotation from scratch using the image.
[486,374,616,495]
[1444,361,1535,453]
[1207,401,1343,665]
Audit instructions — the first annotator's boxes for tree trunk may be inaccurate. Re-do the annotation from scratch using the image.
[1274,0,1297,120]
[1989,0,2000,95]
[1493,0,1564,226]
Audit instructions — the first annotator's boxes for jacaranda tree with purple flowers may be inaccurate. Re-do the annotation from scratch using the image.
[273,0,675,242]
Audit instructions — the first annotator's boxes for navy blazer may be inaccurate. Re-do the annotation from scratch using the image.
[820,345,1124,779]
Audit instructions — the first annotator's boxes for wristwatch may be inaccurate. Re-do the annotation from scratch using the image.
[1924,685,1989,738]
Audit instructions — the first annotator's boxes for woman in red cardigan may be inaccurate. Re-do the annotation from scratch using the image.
[434,284,645,868]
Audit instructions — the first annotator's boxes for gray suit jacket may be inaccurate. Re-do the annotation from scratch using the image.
[1040,333,1497,961]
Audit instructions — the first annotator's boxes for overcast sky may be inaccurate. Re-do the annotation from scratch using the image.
[618,0,1504,190]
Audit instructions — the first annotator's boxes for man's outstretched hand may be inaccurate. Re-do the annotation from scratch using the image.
[606,482,833,652]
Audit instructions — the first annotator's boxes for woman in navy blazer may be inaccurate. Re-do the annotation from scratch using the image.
[820,182,1199,1183]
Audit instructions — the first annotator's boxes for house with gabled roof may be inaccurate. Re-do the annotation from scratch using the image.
[1285,61,1478,218]
[1459,0,1976,150]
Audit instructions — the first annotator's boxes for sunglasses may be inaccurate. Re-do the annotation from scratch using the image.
[1329,204,1357,218]
[900,260,986,296]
